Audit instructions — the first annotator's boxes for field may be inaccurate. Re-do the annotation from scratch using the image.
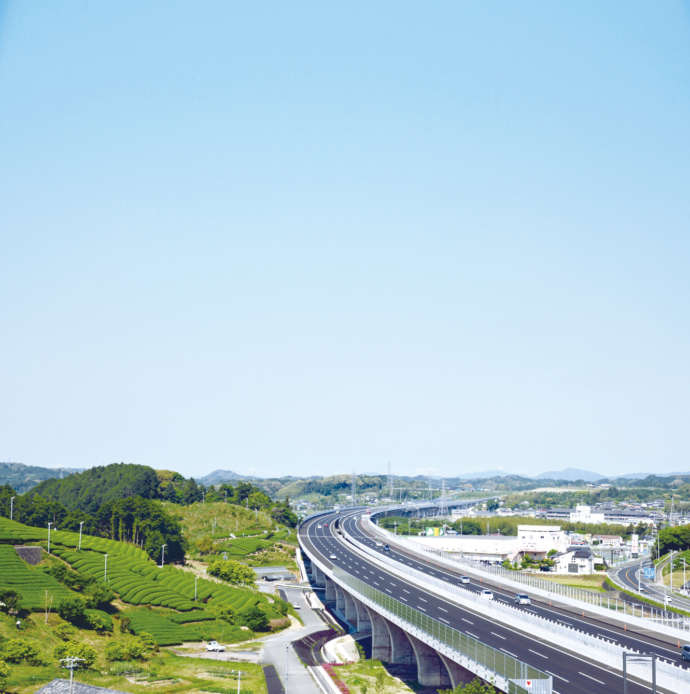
[167,501,297,569]
[533,573,608,592]
[0,610,267,693]
[0,517,286,645]
[0,545,75,610]
[329,659,416,694]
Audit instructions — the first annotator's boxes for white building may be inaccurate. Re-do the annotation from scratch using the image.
[569,505,605,524]
[517,525,569,557]
[552,546,595,574]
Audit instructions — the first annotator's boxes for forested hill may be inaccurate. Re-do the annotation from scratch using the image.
[0,462,83,493]
[27,463,202,514]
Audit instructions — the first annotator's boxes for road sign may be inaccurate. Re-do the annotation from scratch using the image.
[525,680,532,688]
[643,566,656,579]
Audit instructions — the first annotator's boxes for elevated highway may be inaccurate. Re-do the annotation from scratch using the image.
[299,509,672,694]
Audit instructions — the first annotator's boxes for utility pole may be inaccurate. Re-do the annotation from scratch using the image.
[160,544,167,568]
[388,460,393,500]
[78,521,84,551]
[60,656,84,694]
[10,496,15,521]
[351,471,356,506]
[47,522,52,554]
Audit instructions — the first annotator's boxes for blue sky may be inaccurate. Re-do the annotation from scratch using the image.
[1,2,689,479]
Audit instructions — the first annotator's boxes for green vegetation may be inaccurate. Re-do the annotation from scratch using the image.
[439,679,497,693]
[207,559,255,585]
[0,609,267,693]
[655,524,690,558]
[333,658,413,693]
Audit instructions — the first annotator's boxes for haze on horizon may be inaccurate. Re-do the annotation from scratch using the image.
[1,2,689,480]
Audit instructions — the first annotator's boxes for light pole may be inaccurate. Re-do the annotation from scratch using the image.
[236,668,241,694]
[78,521,84,551]
[160,544,167,568]
[47,522,53,554]
[104,554,108,582]
[285,643,289,690]
[10,496,15,521]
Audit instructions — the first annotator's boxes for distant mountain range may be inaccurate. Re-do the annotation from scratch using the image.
[195,469,258,485]
[535,467,604,482]
[0,461,84,493]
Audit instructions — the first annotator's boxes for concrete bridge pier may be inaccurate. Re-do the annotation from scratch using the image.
[343,591,359,627]
[439,653,477,689]
[385,621,416,665]
[312,565,326,587]
[407,633,452,687]
[324,576,336,604]
[366,607,392,661]
[354,599,371,633]
[335,584,345,611]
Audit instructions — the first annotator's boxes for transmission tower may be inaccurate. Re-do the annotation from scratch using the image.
[351,471,356,506]
[438,479,448,517]
[388,460,393,500]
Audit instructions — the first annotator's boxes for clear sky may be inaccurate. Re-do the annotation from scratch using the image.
[1,2,689,480]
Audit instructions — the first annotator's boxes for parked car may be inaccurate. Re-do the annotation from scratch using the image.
[514,593,531,605]
[480,589,494,600]
[206,641,225,652]
[682,644,690,661]
[460,576,471,584]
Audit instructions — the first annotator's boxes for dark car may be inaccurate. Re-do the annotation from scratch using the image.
[383,544,390,551]
[682,644,690,661]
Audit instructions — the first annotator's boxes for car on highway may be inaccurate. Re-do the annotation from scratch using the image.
[682,644,690,661]
[480,589,494,600]
[206,640,225,652]
[514,593,531,605]
[459,576,470,584]
[375,541,383,547]
[329,553,337,559]
[383,544,390,551]
[292,603,301,609]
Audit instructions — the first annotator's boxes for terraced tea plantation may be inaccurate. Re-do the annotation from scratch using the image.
[0,544,74,609]
[0,517,285,645]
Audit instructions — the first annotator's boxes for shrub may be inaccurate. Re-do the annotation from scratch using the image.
[0,589,21,613]
[57,596,86,624]
[3,638,42,665]
[85,582,114,609]
[54,641,97,668]
[54,623,76,641]
[217,605,236,624]
[0,660,8,690]
[85,609,112,632]
[239,606,268,631]
[118,615,132,633]
[207,559,255,586]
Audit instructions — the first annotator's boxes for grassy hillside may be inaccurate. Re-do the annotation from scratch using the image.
[167,501,297,569]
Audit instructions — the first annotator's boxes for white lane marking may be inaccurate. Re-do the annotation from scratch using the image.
[402,588,410,594]
[461,618,474,625]
[439,617,450,624]
[417,605,427,612]
[399,596,407,601]
[579,672,605,685]
[466,631,479,639]
[438,606,448,613]
[528,649,547,659]
[419,597,427,603]
[490,631,506,640]
[500,648,517,658]
[546,671,567,683]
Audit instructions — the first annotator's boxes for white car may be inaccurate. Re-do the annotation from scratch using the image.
[514,593,531,605]
[480,589,494,600]
[206,641,225,652]
[329,554,337,560]
[292,603,301,609]
[460,576,471,584]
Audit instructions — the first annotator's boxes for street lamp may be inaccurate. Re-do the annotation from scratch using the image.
[10,496,15,521]
[78,521,84,551]
[285,643,289,690]
[160,544,167,568]
[47,522,53,554]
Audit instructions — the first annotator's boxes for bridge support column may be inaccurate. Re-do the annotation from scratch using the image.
[335,584,345,611]
[312,565,325,587]
[365,607,391,661]
[439,653,476,689]
[407,633,452,687]
[324,577,336,604]
[343,591,359,629]
[354,598,371,633]
[385,621,415,665]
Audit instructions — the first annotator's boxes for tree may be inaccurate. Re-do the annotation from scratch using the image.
[2,639,42,665]
[239,605,269,631]
[207,559,255,586]
[54,641,97,668]
[438,678,497,693]
[0,589,21,613]
[57,596,86,624]
[486,499,500,512]
[0,660,8,692]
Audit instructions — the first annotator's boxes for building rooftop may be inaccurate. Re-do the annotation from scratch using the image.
[36,680,128,694]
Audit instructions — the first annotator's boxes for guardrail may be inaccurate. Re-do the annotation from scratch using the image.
[299,523,551,694]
